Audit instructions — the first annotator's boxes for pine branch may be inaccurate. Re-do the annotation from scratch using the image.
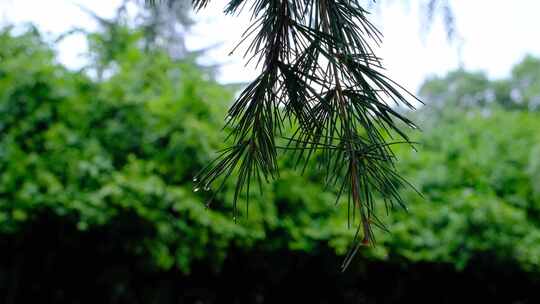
[149,0,421,270]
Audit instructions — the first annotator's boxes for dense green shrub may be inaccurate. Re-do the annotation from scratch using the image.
[0,26,254,272]
[2,24,540,278]
[378,109,540,271]
[0,26,356,274]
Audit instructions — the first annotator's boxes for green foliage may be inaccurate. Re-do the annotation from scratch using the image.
[375,109,540,271]
[510,55,540,109]
[419,70,491,108]
[0,25,357,273]
[3,24,540,276]
[0,25,249,272]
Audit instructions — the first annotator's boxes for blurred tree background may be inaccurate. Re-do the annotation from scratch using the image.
[2,2,540,303]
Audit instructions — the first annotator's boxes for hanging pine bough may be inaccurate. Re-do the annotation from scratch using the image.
[148,0,421,270]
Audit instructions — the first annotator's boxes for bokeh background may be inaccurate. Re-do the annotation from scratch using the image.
[1,1,540,303]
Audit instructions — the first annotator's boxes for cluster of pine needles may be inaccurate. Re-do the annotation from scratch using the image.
[149,0,421,271]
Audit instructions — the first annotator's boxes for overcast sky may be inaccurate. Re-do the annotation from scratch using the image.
[1,0,539,93]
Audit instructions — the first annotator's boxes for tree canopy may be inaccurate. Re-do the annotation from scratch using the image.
[420,55,540,111]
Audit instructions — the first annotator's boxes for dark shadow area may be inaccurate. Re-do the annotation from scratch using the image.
[1,211,539,304]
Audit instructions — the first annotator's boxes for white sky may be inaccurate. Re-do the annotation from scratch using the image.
[1,0,539,93]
